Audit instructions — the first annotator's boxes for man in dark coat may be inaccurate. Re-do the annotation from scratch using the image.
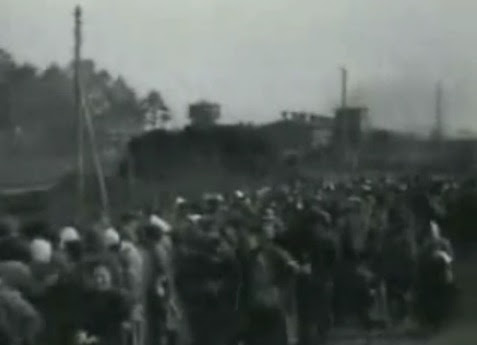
[79,262,133,345]
[295,207,338,345]
[142,217,183,345]
[0,277,42,345]
[237,219,304,345]
[178,217,239,345]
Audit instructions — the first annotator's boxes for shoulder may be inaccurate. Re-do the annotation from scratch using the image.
[120,242,143,263]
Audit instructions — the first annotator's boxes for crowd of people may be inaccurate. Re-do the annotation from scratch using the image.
[0,175,461,345]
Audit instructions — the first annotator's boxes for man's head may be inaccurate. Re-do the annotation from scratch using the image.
[30,238,53,264]
[59,226,80,250]
[102,227,121,251]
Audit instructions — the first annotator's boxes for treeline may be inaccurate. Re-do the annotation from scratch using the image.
[0,48,169,156]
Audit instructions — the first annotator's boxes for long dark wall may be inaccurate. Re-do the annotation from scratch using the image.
[125,125,279,181]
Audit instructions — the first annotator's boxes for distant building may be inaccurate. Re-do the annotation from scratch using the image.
[280,111,333,149]
[189,101,221,129]
[312,127,333,149]
[261,112,333,152]
[308,114,334,148]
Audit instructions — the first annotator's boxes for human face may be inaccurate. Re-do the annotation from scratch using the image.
[92,265,112,291]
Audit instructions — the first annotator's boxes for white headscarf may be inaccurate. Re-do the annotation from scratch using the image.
[30,238,53,263]
[175,196,186,206]
[234,190,245,199]
[430,221,441,240]
[59,227,80,249]
[149,215,172,233]
[434,249,453,264]
[187,214,202,224]
[103,227,120,248]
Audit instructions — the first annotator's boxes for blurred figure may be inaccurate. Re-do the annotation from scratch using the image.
[296,208,338,345]
[0,277,42,345]
[29,238,60,297]
[237,219,304,345]
[381,208,418,325]
[78,263,132,345]
[416,221,456,330]
[0,260,34,296]
[0,217,31,263]
[415,249,456,330]
[142,216,181,345]
[421,221,454,259]
[38,227,85,345]
[175,215,238,345]
[55,227,84,277]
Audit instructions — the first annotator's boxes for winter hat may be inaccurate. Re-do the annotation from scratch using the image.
[103,228,120,248]
[30,238,53,263]
[59,227,80,249]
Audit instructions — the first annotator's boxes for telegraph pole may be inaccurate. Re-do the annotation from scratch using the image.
[74,5,85,219]
[339,67,349,167]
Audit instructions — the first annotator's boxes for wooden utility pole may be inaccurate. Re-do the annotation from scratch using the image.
[339,67,349,167]
[83,97,110,214]
[74,5,85,219]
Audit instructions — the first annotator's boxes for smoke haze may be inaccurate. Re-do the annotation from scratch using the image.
[2,0,477,135]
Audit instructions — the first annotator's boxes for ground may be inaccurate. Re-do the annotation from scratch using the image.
[327,249,477,345]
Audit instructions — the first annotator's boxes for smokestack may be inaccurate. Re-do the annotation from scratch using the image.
[341,67,347,108]
[435,81,444,141]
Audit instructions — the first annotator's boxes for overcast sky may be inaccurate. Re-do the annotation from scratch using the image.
[1,0,477,135]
